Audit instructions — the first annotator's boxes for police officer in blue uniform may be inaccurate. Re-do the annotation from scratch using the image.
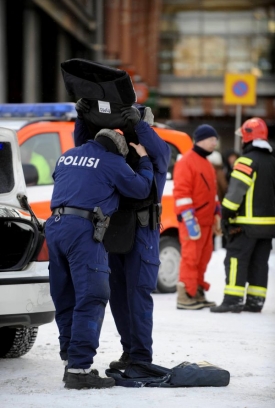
[74,102,171,370]
[45,129,154,390]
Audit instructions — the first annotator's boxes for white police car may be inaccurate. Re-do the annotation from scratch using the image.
[0,127,55,358]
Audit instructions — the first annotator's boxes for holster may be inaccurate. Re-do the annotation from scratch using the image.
[136,203,162,230]
[93,218,110,243]
[136,208,150,227]
[149,203,162,230]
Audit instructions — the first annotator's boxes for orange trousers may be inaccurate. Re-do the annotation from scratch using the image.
[178,223,213,297]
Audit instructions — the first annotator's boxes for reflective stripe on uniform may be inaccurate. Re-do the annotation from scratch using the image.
[231,216,275,224]
[245,172,256,218]
[222,198,239,211]
[234,162,253,175]
[175,197,193,207]
[224,285,246,297]
[229,257,237,286]
[247,285,267,298]
[224,257,246,297]
[231,170,253,186]
[235,157,253,166]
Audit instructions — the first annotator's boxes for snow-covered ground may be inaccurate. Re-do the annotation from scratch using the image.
[1,249,275,408]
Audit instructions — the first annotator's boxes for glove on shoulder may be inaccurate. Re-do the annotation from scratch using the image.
[181,209,201,240]
[121,106,141,126]
[142,107,154,126]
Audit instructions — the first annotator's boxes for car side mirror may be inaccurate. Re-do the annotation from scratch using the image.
[22,164,39,186]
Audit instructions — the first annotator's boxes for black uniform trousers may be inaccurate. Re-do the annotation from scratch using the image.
[224,231,272,300]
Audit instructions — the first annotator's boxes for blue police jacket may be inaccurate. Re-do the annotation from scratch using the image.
[74,118,171,202]
[50,140,153,216]
[133,121,170,201]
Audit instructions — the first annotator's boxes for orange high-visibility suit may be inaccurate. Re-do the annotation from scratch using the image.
[173,148,220,296]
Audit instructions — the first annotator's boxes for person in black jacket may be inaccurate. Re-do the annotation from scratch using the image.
[211,117,275,313]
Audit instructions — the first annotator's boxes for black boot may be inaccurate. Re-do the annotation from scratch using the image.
[109,351,132,370]
[64,370,115,389]
[243,295,264,313]
[210,295,243,313]
[63,365,99,382]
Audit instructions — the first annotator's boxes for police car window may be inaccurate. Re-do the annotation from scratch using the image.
[20,133,61,186]
[0,142,14,193]
[166,142,180,180]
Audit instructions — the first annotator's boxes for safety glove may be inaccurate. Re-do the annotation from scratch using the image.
[121,106,141,126]
[75,98,91,119]
[221,219,242,239]
[221,218,230,239]
[221,207,237,238]
[142,106,154,126]
[181,209,201,240]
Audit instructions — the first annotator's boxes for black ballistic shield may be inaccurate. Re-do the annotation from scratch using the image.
[61,59,137,133]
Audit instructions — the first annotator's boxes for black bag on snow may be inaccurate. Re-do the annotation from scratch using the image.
[105,360,230,388]
[61,59,136,133]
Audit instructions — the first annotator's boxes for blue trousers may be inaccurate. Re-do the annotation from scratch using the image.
[45,215,110,369]
[109,226,160,362]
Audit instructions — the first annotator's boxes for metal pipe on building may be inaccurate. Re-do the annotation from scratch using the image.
[0,0,7,103]
[23,6,41,102]
[56,30,70,102]
[95,0,104,62]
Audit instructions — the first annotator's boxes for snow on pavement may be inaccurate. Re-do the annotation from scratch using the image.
[1,249,274,408]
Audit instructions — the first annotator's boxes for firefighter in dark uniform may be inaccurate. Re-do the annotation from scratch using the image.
[45,129,154,389]
[211,117,275,313]
[74,101,170,370]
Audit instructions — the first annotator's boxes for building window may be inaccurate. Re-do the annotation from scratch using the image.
[160,8,275,78]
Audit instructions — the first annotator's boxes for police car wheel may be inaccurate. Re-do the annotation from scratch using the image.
[0,326,38,358]
[157,236,180,293]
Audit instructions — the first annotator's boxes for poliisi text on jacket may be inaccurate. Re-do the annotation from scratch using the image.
[57,156,100,167]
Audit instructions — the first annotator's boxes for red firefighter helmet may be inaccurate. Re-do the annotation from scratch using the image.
[235,117,268,143]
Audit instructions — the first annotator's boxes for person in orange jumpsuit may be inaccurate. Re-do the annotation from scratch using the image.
[173,124,221,310]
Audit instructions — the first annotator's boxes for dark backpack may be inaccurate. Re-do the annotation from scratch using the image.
[105,360,230,388]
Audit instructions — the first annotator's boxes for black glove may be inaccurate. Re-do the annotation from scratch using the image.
[221,219,230,239]
[221,206,236,220]
[121,106,141,126]
[75,98,91,119]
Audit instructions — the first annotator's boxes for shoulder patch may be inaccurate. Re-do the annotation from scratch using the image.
[233,162,253,175]
[235,157,253,166]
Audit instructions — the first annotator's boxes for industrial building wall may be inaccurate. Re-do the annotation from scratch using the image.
[104,0,161,88]
[0,0,96,103]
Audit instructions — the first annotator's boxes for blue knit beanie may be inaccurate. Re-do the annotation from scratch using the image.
[193,124,218,143]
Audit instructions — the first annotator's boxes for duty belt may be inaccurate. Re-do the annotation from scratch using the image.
[52,206,95,222]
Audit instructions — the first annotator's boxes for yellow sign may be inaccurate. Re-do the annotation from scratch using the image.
[223,73,257,106]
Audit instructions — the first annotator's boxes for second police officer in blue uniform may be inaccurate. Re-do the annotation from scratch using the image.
[45,128,154,390]
[74,101,171,371]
